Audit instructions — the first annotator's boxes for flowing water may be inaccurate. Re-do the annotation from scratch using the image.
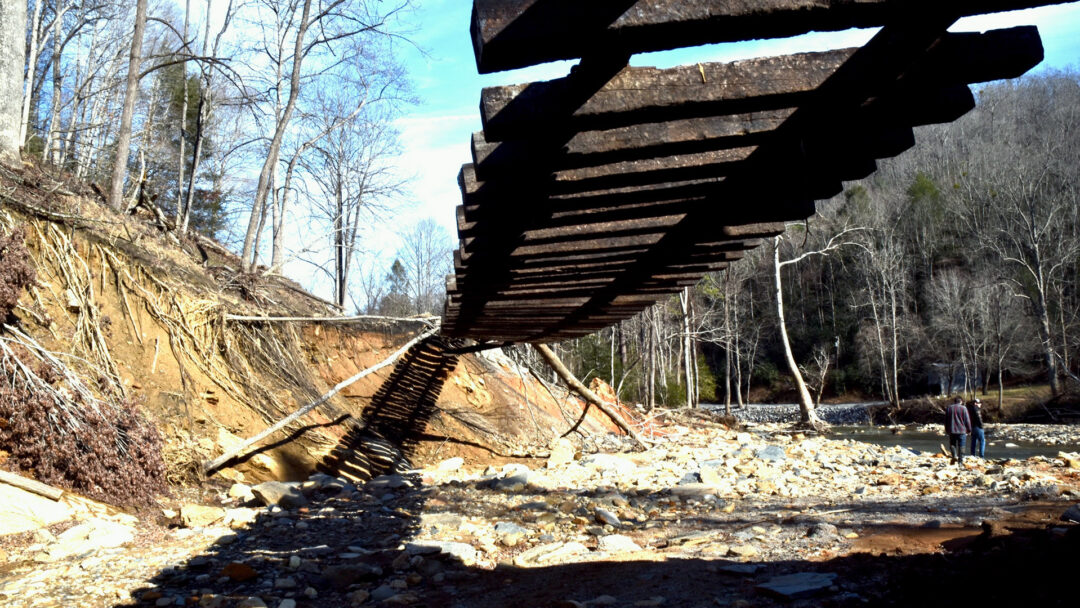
[705,402,1080,459]
[829,425,1079,460]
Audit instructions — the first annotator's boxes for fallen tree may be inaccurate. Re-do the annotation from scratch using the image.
[532,343,651,448]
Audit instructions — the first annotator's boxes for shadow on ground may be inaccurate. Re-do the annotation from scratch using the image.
[115,337,1080,607]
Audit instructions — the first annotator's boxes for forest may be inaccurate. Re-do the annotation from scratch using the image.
[1,1,1078,411]
[550,71,1080,413]
[0,0,450,314]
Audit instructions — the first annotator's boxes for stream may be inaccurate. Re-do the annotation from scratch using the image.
[830,425,1080,460]
[706,402,1080,459]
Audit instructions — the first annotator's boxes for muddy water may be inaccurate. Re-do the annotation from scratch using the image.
[831,425,1080,460]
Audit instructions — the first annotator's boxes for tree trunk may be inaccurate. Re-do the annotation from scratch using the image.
[175,0,191,229]
[723,271,732,413]
[108,0,149,211]
[997,364,1004,414]
[19,0,45,149]
[44,12,64,164]
[773,237,820,425]
[680,287,694,408]
[533,343,650,448]
[888,284,900,406]
[241,0,313,271]
[1034,289,1061,396]
[0,0,26,163]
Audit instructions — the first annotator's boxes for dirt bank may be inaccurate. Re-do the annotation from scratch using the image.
[0,164,628,501]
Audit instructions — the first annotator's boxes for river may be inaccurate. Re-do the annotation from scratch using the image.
[704,402,1080,459]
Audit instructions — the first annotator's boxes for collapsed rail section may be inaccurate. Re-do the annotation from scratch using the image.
[444,0,1067,343]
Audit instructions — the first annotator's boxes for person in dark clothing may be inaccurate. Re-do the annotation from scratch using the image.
[945,396,972,464]
[968,398,986,458]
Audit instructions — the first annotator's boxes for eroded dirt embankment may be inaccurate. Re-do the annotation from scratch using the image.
[0,165,623,500]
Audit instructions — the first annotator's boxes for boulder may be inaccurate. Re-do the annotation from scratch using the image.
[436,457,465,472]
[494,471,529,492]
[757,572,838,599]
[227,483,255,502]
[580,454,637,476]
[405,540,478,565]
[513,542,589,567]
[756,445,787,463]
[548,437,576,468]
[180,504,226,528]
[251,481,307,509]
[224,507,259,529]
[0,483,73,535]
[321,564,383,589]
[597,534,642,553]
[494,521,530,546]
[43,518,135,560]
[698,460,727,486]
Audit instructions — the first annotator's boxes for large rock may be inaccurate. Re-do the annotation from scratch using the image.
[251,482,308,509]
[494,521,530,546]
[580,454,637,476]
[548,437,576,468]
[699,460,728,486]
[756,445,787,463]
[493,471,529,492]
[757,572,838,599]
[0,483,73,535]
[513,542,589,567]
[227,483,255,502]
[225,508,260,529]
[405,540,478,565]
[436,457,465,472]
[41,518,135,560]
[321,564,383,588]
[1061,503,1080,523]
[597,534,642,553]
[180,504,226,528]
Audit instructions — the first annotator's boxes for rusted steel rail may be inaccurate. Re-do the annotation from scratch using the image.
[444,1,1064,342]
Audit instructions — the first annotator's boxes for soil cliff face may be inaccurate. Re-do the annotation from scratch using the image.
[0,165,620,497]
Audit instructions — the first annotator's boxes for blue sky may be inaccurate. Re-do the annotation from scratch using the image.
[391,1,1080,242]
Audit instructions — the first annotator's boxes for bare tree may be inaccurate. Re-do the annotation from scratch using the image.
[303,108,403,307]
[238,0,412,272]
[774,225,864,426]
[107,0,148,210]
[950,74,1080,396]
[396,218,452,316]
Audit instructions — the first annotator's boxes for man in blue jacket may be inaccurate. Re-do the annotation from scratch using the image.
[945,397,972,464]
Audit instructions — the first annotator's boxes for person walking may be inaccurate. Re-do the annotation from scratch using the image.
[945,396,972,464]
[968,398,986,458]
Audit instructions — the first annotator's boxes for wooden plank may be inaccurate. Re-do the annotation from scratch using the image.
[471,82,972,181]
[470,0,1064,73]
[481,48,852,139]
[471,114,786,178]
[463,125,914,206]
[481,28,1040,140]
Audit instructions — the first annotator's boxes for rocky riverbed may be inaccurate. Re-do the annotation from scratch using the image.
[2,416,1079,608]
[713,402,876,425]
